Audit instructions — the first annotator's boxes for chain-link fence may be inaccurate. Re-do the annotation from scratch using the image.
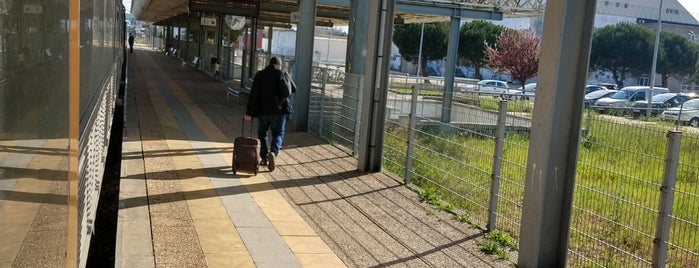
[307,66,362,156]
[382,84,531,237]
[303,69,699,266]
[566,109,699,267]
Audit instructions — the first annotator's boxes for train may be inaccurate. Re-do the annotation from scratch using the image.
[0,0,127,266]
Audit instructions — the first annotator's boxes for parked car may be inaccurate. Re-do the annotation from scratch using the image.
[593,86,669,113]
[584,89,618,107]
[460,79,510,93]
[504,82,536,100]
[521,82,537,92]
[598,83,619,90]
[661,98,699,127]
[584,85,607,95]
[630,93,696,117]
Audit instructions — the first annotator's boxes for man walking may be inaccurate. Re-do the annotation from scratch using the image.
[128,34,134,53]
[244,57,295,171]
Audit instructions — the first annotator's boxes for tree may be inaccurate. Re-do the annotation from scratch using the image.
[590,23,654,88]
[485,29,540,92]
[656,31,699,87]
[393,22,449,76]
[459,20,505,80]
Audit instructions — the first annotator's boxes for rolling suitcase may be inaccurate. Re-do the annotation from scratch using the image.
[233,119,261,175]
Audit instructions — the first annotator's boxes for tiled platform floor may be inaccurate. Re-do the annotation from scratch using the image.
[116,46,511,268]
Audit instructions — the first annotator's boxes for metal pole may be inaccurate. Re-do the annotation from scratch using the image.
[353,76,364,156]
[416,23,424,77]
[488,100,508,231]
[648,0,664,117]
[584,107,591,139]
[326,36,331,62]
[250,18,258,76]
[319,68,327,138]
[405,85,419,184]
[517,0,597,266]
[152,24,155,49]
[652,130,681,268]
[356,0,396,171]
[227,47,233,80]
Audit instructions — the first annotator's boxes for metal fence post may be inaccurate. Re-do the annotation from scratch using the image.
[488,100,508,231]
[583,106,591,139]
[227,47,234,81]
[652,130,681,268]
[319,68,327,138]
[405,85,419,184]
[353,76,364,156]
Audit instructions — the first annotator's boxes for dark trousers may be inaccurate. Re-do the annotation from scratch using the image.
[257,114,287,157]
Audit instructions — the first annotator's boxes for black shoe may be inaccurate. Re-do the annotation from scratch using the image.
[260,158,267,166]
[267,153,275,171]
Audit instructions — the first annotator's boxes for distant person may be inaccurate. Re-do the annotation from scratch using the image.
[244,57,296,171]
[128,34,134,53]
[17,46,29,70]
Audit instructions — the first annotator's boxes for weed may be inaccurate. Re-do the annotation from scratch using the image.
[485,230,518,251]
[438,203,454,213]
[419,187,440,205]
[453,214,470,223]
[478,239,509,259]
[581,135,598,150]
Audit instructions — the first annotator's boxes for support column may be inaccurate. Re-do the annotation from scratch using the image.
[177,26,182,57]
[441,15,459,124]
[249,18,258,77]
[357,0,395,172]
[346,0,369,75]
[291,0,317,131]
[185,14,191,60]
[198,13,203,60]
[217,14,222,63]
[241,27,249,87]
[342,0,370,152]
[267,26,273,56]
[518,1,597,267]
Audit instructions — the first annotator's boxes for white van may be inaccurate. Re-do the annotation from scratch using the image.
[593,86,669,112]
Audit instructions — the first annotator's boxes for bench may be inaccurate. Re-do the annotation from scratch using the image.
[167,48,178,58]
[227,86,241,105]
[226,81,253,105]
[181,56,199,71]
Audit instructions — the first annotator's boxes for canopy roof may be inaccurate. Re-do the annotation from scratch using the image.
[131,0,545,27]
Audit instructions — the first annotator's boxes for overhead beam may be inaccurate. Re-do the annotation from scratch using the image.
[258,14,335,27]
[318,0,504,20]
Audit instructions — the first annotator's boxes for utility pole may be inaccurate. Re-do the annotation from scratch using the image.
[648,0,664,117]
[416,22,424,77]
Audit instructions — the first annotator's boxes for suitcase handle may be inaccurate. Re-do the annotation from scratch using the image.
[242,118,254,137]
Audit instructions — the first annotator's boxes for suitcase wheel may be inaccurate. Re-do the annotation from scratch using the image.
[233,163,237,175]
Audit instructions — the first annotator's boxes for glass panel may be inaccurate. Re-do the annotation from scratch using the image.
[0,0,70,266]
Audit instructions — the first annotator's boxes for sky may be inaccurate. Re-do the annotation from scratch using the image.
[679,0,699,19]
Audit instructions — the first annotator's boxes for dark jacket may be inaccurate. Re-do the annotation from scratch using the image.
[246,65,294,117]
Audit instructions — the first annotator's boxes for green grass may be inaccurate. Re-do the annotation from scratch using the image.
[478,230,518,260]
[382,110,699,267]
[478,239,509,259]
[387,86,535,114]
